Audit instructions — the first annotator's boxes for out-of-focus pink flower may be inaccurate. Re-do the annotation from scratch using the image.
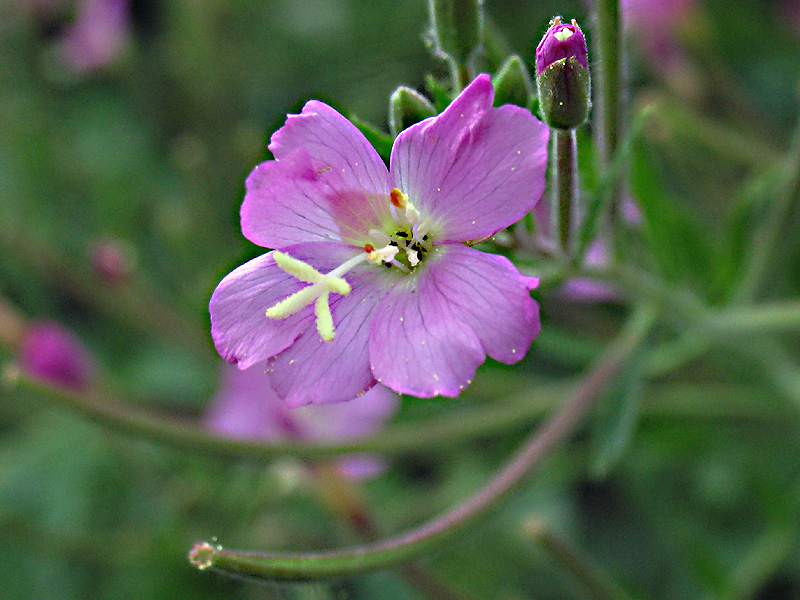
[18,321,96,391]
[57,0,130,73]
[622,0,692,35]
[621,0,694,72]
[205,364,400,479]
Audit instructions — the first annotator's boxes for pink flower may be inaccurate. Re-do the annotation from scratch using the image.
[621,0,694,71]
[18,321,95,391]
[210,75,549,405]
[206,364,399,478]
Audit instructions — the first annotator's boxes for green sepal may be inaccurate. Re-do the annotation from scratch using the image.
[491,55,533,109]
[388,86,437,137]
[425,74,454,113]
[536,56,591,130]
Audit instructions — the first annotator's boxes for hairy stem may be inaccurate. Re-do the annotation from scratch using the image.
[592,0,622,230]
[553,128,578,255]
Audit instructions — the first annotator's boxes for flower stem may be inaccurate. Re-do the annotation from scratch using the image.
[188,306,657,580]
[8,373,567,460]
[9,370,790,471]
[553,128,578,255]
[700,300,800,334]
[524,519,637,600]
[592,0,622,229]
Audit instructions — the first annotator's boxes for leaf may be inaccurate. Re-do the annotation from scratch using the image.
[629,135,715,285]
[587,349,646,479]
[350,116,394,163]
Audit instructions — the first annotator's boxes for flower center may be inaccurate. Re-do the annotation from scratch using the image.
[366,187,432,272]
[263,187,433,342]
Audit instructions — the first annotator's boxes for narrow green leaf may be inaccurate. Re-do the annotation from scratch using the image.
[588,350,645,479]
[629,135,714,284]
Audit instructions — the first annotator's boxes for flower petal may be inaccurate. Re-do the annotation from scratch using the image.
[242,148,391,248]
[391,74,550,243]
[369,259,486,398]
[242,150,354,247]
[209,243,363,370]
[241,100,392,248]
[268,271,391,407]
[369,244,539,397]
[420,244,540,364]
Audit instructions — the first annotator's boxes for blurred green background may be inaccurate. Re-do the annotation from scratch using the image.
[2,0,800,598]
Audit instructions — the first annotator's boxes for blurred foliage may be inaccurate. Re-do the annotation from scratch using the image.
[2,0,800,599]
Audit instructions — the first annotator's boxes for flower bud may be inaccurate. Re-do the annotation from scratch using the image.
[535,17,591,129]
[428,0,484,65]
[388,86,437,137]
[18,321,96,391]
[89,237,136,284]
[491,55,534,108]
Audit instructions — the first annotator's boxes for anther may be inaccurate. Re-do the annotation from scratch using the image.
[390,188,408,208]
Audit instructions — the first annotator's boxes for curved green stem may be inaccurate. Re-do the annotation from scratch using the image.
[313,465,474,600]
[701,300,800,334]
[9,368,791,475]
[188,306,657,580]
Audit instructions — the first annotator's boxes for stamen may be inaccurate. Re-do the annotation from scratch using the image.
[367,244,399,265]
[389,259,410,273]
[389,187,420,227]
[404,203,421,225]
